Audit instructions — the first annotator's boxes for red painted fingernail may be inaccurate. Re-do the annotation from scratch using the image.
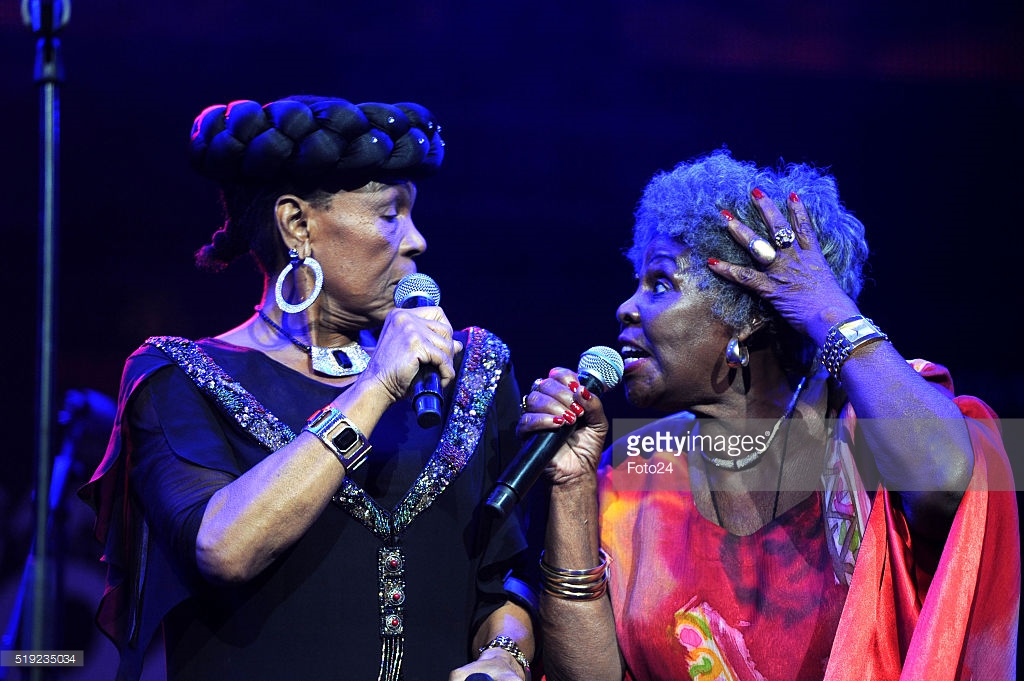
[563,411,576,425]
[552,416,564,425]
[581,388,593,400]
[708,258,721,266]
[752,188,765,199]
[789,192,800,202]
[568,381,580,392]
[570,402,584,415]
[720,209,735,221]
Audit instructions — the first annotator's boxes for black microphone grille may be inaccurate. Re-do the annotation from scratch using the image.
[394,273,441,307]
[578,346,624,391]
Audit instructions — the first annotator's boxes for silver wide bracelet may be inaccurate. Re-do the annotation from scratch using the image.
[303,405,372,472]
[820,315,889,381]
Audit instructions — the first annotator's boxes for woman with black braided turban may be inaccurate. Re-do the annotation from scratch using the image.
[80,96,537,681]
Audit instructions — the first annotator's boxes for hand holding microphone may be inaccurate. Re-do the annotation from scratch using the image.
[486,346,624,519]
[394,273,445,428]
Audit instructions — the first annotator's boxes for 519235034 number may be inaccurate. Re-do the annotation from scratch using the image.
[1,651,84,668]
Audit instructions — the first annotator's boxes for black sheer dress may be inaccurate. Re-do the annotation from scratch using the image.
[80,328,537,681]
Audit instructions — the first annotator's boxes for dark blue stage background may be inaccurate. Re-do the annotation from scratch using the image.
[1,1,1021,677]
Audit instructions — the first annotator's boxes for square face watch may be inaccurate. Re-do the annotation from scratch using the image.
[304,406,372,472]
[837,316,883,344]
[820,315,889,380]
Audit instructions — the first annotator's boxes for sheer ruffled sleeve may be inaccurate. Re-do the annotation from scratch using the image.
[78,344,247,681]
[126,377,237,569]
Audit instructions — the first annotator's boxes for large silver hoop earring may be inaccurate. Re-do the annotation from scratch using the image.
[275,248,323,314]
[725,337,749,368]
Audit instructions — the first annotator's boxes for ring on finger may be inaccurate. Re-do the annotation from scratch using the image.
[520,393,530,413]
[773,226,796,249]
[748,236,777,265]
[530,378,543,392]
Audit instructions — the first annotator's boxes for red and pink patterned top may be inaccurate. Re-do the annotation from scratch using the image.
[596,361,1018,681]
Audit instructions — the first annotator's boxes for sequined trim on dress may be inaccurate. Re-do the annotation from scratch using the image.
[146,336,295,450]
[146,329,510,681]
[147,328,509,539]
[320,327,508,539]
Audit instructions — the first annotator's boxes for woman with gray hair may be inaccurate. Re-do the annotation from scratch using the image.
[81,95,536,681]
[521,149,1017,680]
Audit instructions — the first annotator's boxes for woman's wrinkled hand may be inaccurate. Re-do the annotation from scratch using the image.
[708,189,861,344]
[360,305,463,404]
[516,368,609,487]
[449,647,529,681]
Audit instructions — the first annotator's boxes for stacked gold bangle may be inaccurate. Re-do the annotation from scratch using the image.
[539,549,610,600]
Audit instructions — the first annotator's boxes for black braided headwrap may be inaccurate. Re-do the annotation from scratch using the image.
[189,95,445,185]
[190,95,444,273]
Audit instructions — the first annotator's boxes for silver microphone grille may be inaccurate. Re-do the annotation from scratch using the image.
[578,346,625,391]
[394,273,441,307]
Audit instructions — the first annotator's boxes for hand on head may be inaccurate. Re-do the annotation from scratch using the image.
[708,189,861,345]
[625,149,871,383]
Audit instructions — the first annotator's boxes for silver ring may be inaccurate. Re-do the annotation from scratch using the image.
[748,237,777,265]
[530,378,544,392]
[520,394,529,413]
[773,227,796,249]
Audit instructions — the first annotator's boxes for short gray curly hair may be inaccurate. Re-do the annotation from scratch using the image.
[627,148,870,372]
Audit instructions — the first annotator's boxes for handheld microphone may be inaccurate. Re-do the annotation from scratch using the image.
[394,273,444,428]
[485,346,624,519]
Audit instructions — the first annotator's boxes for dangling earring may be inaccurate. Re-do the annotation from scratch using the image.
[275,248,323,314]
[725,337,749,368]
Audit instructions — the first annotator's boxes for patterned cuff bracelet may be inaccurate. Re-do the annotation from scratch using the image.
[820,315,889,381]
[479,635,530,673]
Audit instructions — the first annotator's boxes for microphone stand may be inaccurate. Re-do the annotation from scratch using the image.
[0,392,91,680]
[18,2,71,678]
